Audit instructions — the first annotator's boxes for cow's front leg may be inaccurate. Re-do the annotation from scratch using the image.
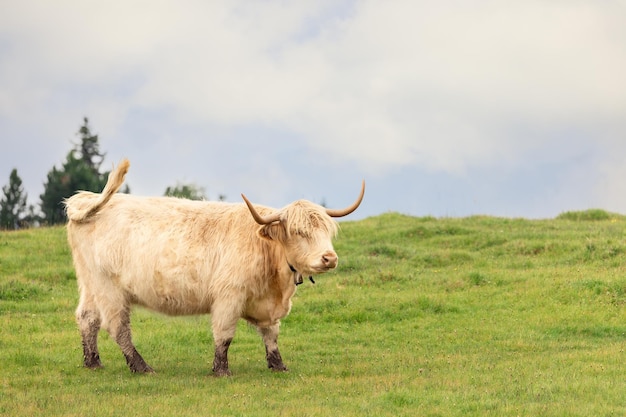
[259,323,288,372]
[212,338,232,377]
[211,305,239,377]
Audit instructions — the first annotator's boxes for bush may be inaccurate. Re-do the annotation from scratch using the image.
[556,209,613,221]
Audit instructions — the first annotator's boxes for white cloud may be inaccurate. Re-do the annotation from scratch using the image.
[287,1,626,173]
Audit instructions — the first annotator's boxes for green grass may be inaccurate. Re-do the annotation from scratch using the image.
[1,210,626,416]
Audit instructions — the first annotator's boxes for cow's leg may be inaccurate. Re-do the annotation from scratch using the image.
[211,304,240,377]
[76,290,102,369]
[102,303,154,373]
[258,323,288,372]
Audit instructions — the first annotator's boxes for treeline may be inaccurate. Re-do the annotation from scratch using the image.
[0,118,211,230]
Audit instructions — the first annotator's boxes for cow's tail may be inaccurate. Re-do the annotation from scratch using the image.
[65,158,130,223]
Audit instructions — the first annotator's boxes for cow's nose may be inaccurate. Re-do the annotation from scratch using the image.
[322,252,338,268]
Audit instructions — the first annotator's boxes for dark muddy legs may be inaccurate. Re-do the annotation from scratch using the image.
[76,294,153,373]
[259,324,288,372]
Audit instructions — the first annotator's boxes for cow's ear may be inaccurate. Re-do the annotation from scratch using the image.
[258,223,285,241]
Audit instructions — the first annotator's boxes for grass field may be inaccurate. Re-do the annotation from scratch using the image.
[1,211,625,416]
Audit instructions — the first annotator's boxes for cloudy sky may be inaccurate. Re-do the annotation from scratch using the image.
[1,1,625,220]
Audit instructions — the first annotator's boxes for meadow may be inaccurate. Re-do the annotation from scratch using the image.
[1,211,625,416]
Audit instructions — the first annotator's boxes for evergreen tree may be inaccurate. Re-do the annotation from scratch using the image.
[39,118,113,225]
[76,117,105,170]
[0,168,28,229]
[164,183,206,200]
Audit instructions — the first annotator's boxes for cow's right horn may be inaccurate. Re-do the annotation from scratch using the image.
[242,194,282,225]
[325,180,365,218]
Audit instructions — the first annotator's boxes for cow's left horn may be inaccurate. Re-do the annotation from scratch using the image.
[325,180,365,218]
[242,194,282,225]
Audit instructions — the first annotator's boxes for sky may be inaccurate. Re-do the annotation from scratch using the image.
[1,1,625,220]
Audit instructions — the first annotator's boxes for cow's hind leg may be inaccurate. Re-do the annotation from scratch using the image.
[76,291,103,369]
[258,323,288,372]
[102,302,154,374]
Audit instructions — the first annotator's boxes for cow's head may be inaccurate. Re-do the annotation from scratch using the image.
[242,181,365,276]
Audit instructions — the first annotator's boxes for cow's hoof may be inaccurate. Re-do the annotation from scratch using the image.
[266,349,287,372]
[130,362,154,374]
[213,369,232,377]
[135,366,155,374]
[270,365,288,372]
[84,354,103,369]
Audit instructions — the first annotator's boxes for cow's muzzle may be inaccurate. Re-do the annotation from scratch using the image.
[321,251,338,269]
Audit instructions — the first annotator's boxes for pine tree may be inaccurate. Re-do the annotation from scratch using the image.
[40,152,108,225]
[76,117,105,171]
[0,168,28,229]
[164,183,207,200]
[39,118,113,225]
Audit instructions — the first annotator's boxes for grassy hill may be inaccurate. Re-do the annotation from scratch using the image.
[1,212,625,416]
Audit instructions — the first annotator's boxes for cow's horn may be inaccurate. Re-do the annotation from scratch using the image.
[325,180,365,218]
[241,194,282,225]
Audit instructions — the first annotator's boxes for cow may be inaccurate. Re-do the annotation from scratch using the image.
[64,159,364,376]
